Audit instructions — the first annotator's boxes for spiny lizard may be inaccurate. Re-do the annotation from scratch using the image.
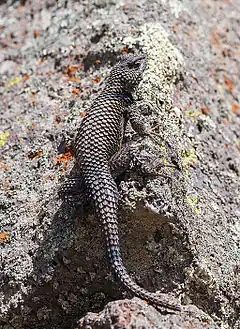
[60,54,181,312]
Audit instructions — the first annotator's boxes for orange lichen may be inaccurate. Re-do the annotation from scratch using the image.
[81,111,87,118]
[1,163,9,170]
[224,144,232,150]
[211,33,221,49]
[56,152,72,169]
[18,4,24,12]
[232,104,239,114]
[67,66,79,75]
[24,74,30,82]
[33,30,39,38]
[122,47,129,53]
[30,92,37,99]
[203,319,212,325]
[92,77,101,84]
[72,88,81,97]
[65,75,80,82]
[201,104,211,115]
[0,232,10,243]
[172,25,178,32]
[223,75,234,94]
[26,151,43,159]
[63,65,81,82]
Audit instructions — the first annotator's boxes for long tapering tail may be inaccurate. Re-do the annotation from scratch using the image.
[86,170,181,312]
[109,249,181,311]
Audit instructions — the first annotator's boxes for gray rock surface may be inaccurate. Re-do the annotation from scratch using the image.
[0,0,239,329]
[77,298,219,329]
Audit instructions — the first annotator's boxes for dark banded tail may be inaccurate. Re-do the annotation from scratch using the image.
[86,170,181,312]
[108,248,181,312]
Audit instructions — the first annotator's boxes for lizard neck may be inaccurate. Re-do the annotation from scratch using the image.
[102,84,134,105]
[104,81,133,95]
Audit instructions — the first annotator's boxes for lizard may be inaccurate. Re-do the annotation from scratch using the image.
[60,53,181,312]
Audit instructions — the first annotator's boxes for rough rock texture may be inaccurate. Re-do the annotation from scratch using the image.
[77,298,219,329]
[0,0,239,329]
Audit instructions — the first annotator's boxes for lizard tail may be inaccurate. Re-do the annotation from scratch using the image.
[110,251,181,311]
[85,171,181,312]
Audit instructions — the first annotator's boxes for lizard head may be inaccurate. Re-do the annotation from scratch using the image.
[108,54,147,93]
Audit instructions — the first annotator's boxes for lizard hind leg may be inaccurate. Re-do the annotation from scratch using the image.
[109,144,137,178]
[58,175,88,208]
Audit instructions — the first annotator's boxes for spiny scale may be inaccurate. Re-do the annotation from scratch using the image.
[61,54,181,312]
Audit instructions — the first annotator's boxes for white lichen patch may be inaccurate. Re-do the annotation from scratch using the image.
[125,23,184,104]
[125,23,186,148]
[161,0,189,18]
[121,24,188,214]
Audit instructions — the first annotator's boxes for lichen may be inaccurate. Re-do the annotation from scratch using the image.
[0,131,10,147]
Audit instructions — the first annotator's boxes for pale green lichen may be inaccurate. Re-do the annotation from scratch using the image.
[184,108,202,123]
[124,23,184,104]
[186,195,201,215]
[122,24,190,216]
[124,23,185,152]
[182,148,197,174]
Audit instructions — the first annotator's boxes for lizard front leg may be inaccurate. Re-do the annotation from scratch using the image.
[58,162,89,207]
[126,101,154,137]
[109,101,158,176]
[109,143,174,179]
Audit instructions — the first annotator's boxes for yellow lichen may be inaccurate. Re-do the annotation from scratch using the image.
[182,148,197,169]
[187,195,201,214]
[0,132,10,147]
[8,76,22,87]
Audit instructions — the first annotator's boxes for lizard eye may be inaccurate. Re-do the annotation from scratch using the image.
[128,60,141,69]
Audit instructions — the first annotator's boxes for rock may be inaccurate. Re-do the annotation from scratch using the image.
[0,0,239,329]
[77,298,220,329]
